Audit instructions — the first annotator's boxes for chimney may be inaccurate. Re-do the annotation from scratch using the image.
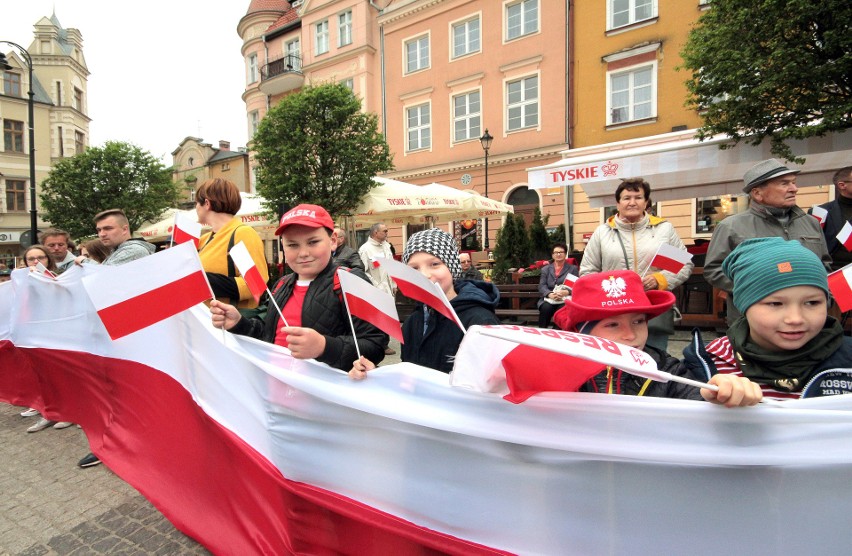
[218,140,230,151]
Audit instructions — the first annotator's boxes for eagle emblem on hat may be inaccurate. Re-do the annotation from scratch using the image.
[601,275,627,298]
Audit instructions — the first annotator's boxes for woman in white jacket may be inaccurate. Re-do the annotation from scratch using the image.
[580,178,693,351]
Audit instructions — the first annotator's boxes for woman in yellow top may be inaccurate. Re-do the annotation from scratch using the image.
[196,178,268,309]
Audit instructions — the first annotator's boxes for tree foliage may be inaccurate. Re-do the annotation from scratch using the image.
[528,207,551,261]
[40,141,180,239]
[253,83,394,218]
[681,0,852,162]
[492,214,532,284]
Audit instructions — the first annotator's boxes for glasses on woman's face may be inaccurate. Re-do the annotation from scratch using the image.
[26,255,48,263]
[552,250,566,255]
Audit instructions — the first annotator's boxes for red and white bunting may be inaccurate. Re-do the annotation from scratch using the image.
[229,241,267,302]
[337,269,403,343]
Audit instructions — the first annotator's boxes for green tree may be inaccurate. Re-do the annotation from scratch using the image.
[492,214,532,284]
[253,83,394,218]
[40,141,180,239]
[680,0,852,162]
[548,223,566,248]
[528,207,551,261]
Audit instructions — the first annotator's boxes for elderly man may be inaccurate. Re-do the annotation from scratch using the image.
[358,222,397,355]
[459,252,484,281]
[704,158,831,324]
[813,166,852,272]
[40,228,76,273]
[332,227,365,271]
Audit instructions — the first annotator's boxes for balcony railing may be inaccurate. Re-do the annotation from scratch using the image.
[260,54,304,96]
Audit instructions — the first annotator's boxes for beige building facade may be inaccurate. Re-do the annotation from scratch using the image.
[171,137,251,209]
[1,14,89,266]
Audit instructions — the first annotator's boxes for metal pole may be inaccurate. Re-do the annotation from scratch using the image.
[1,41,37,243]
[484,147,489,250]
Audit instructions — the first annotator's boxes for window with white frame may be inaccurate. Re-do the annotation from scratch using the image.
[338,10,353,47]
[248,54,258,84]
[506,75,538,131]
[250,111,260,137]
[286,39,302,71]
[405,35,429,74]
[608,63,655,125]
[342,78,354,90]
[506,0,539,41]
[453,91,481,142]
[609,0,657,30]
[452,17,480,58]
[406,103,431,151]
[315,20,329,55]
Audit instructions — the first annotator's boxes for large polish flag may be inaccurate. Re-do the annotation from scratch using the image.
[229,240,267,302]
[837,222,852,252]
[337,268,403,343]
[828,264,852,312]
[378,257,465,331]
[4,265,852,554]
[81,242,213,340]
[649,242,693,274]
[173,211,202,248]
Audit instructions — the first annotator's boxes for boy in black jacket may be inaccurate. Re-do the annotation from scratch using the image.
[211,204,385,371]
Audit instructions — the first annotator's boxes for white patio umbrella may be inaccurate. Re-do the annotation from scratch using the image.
[135,193,274,242]
[351,178,513,229]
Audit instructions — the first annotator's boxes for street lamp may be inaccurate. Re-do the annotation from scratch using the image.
[479,129,493,251]
[0,41,38,244]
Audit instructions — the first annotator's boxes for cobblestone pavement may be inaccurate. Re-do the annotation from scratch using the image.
[0,403,209,556]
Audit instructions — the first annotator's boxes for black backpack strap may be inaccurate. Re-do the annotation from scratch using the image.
[226,225,248,278]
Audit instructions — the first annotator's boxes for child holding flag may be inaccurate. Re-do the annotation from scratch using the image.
[210,204,386,371]
[350,228,501,376]
[682,237,852,399]
[553,269,761,406]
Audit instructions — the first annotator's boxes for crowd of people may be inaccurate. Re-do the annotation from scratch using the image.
[7,163,852,475]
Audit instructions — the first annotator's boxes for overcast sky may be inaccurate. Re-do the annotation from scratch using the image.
[3,0,250,164]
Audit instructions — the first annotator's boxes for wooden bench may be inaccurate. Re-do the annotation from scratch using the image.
[495,282,541,324]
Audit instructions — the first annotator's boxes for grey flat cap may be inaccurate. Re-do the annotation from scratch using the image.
[743,158,800,192]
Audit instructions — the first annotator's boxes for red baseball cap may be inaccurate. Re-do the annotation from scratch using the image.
[553,270,674,332]
[275,204,335,236]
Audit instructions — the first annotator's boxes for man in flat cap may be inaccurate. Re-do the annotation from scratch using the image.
[704,158,831,324]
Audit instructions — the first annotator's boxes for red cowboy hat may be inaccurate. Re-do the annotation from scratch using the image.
[553,270,675,332]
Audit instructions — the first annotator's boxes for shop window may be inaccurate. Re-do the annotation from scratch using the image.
[695,195,747,235]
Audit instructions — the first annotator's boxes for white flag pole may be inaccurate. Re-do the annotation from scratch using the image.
[336,269,362,360]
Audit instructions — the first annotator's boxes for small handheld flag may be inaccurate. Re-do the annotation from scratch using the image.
[836,222,852,252]
[647,243,692,275]
[337,269,403,344]
[378,257,466,333]
[811,205,828,228]
[228,241,267,303]
[173,212,203,248]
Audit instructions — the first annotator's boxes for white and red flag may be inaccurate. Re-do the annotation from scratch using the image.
[378,257,465,332]
[837,222,852,252]
[828,264,852,312]
[337,269,403,343]
[563,273,579,288]
[34,261,57,280]
[228,241,267,303]
[81,242,213,340]
[811,205,828,228]
[649,242,693,274]
[173,211,202,248]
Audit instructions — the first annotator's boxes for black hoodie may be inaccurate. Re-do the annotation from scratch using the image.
[401,280,501,373]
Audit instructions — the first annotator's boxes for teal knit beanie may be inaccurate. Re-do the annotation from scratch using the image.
[723,237,829,313]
